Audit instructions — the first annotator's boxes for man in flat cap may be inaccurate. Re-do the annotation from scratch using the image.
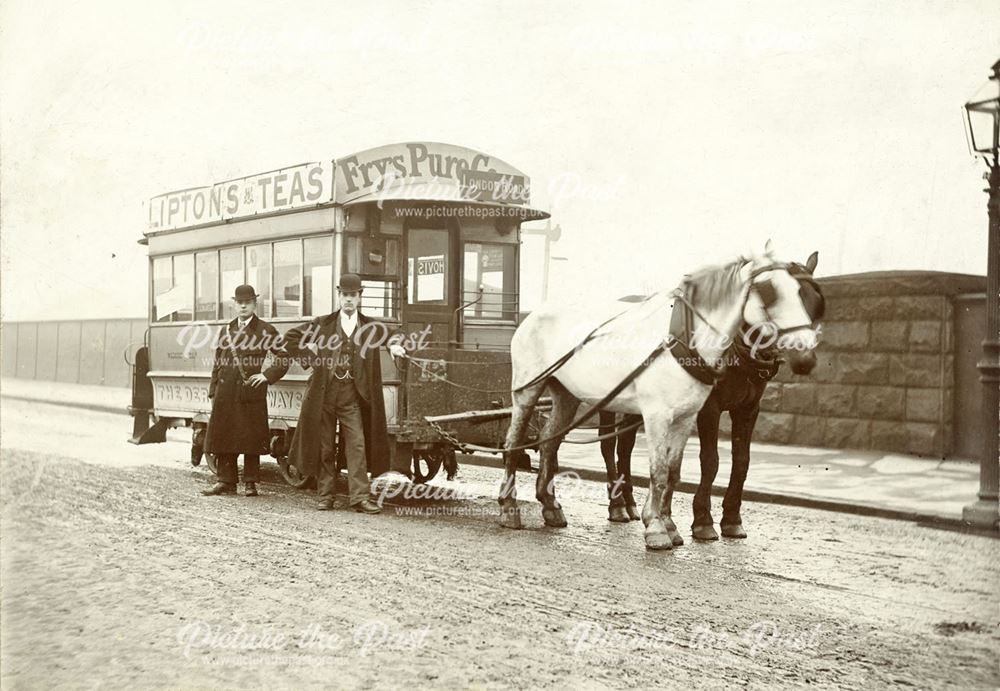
[282,273,406,514]
[202,284,288,496]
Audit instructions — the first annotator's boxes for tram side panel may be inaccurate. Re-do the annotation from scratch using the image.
[142,321,398,435]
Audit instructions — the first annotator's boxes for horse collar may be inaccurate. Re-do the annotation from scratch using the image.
[666,285,726,386]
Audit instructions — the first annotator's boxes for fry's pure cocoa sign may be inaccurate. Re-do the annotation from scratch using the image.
[335,142,531,205]
[146,143,531,233]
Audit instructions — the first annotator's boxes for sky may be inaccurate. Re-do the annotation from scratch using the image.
[1,0,998,321]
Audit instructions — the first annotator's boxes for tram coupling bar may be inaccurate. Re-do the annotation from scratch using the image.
[423,397,552,426]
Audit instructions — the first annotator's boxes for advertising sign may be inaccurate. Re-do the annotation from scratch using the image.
[334,142,531,205]
[147,161,335,232]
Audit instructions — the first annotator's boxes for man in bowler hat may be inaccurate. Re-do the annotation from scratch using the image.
[282,273,406,513]
[202,284,288,496]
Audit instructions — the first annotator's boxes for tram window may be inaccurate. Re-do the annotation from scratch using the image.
[195,251,219,321]
[407,228,449,305]
[359,280,399,319]
[345,236,400,277]
[385,238,399,276]
[304,236,333,316]
[220,247,244,321]
[344,236,363,275]
[463,243,516,320]
[246,244,273,318]
[152,256,173,323]
[172,253,195,322]
[274,240,302,318]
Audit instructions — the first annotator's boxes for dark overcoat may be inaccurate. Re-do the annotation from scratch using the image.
[283,311,394,479]
[204,315,288,455]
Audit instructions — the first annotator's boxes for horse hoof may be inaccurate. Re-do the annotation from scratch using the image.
[692,524,719,541]
[644,533,674,551]
[670,533,685,546]
[721,523,747,539]
[608,505,630,523]
[626,504,641,521]
[543,507,567,528]
[499,506,523,530]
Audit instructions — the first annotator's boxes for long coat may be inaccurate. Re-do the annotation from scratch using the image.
[283,311,394,479]
[204,315,288,455]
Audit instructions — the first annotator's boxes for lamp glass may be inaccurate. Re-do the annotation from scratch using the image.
[967,107,998,154]
[965,76,999,156]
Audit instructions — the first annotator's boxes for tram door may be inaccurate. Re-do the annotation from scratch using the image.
[402,222,458,348]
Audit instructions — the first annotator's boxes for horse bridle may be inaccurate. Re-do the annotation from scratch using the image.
[677,262,821,341]
[746,263,820,336]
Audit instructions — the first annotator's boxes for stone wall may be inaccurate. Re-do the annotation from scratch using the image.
[736,271,986,458]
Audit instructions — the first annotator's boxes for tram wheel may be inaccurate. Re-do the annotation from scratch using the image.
[191,427,206,467]
[412,451,442,484]
[443,448,459,480]
[277,456,314,489]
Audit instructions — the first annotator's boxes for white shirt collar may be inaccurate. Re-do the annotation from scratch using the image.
[237,315,252,329]
[340,310,358,336]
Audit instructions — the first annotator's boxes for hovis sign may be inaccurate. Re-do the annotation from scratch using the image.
[417,255,446,275]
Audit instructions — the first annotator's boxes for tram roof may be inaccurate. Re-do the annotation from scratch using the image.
[144,142,548,235]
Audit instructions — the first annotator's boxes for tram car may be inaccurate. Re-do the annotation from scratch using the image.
[128,142,550,485]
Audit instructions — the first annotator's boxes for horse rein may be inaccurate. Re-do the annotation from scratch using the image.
[511,261,815,394]
[443,263,820,456]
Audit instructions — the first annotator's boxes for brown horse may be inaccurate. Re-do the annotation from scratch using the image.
[598,252,823,539]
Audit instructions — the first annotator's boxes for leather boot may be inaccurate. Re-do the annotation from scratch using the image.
[244,482,258,497]
[202,482,236,496]
[352,499,382,514]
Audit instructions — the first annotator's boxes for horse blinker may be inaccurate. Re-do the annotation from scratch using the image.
[754,279,778,309]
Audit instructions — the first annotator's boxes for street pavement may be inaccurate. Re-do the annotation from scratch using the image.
[0,377,986,529]
[0,397,998,689]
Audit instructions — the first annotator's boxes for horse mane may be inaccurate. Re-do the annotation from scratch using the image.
[683,257,750,309]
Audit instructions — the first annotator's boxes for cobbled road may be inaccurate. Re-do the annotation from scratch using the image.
[1,399,998,689]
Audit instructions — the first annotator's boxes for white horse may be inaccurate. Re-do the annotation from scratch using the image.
[497,246,819,550]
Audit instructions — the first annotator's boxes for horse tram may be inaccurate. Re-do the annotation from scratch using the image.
[128,141,551,487]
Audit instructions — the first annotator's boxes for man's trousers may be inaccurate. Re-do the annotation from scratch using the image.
[318,380,369,505]
[216,454,260,486]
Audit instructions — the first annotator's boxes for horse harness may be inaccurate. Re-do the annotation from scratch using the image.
[730,337,781,382]
[665,262,819,386]
[666,281,725,386]
[428,262,816,455]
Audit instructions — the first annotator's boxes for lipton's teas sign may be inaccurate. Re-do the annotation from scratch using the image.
[147,161,335,231]
[146,143,531,233]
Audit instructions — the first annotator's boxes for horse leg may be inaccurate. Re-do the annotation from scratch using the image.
[692,400,722,541]
[498,383,545,529]
[617,414,641,521]
[641,413,693,550]
[721,405,758,539]
[600,411,629,523]
[536,381,578,528]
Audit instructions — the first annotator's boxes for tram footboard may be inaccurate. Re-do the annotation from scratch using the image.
[127,346,167,444]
